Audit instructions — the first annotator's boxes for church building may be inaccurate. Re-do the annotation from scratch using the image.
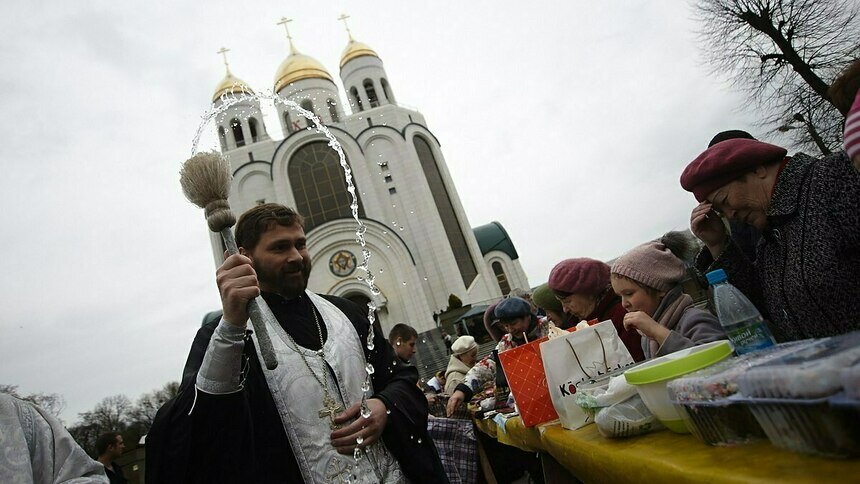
[207,19,529,335]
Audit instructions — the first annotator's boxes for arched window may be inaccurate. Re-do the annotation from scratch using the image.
[413,135,478,287]
[364,79,379,108]
[248,117,259,143]
[230,118,245,147]
[288,141,364,233]
[300,100,315,127]
[283,111,293,134]
[350,87,363,112]
[492,261,511,296]
[380,78,394,104]
[327,99,340,123]
[217,126,228,150]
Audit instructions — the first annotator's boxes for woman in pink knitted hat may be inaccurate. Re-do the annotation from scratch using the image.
[610,232,725,359]
[548,258,645,362]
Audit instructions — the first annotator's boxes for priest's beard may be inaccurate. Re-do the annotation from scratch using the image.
[254,258,313,299]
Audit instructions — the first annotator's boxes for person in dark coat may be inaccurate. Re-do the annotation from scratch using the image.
[682,138,860,342]
[145,204,447,483]
[547,258,645,362]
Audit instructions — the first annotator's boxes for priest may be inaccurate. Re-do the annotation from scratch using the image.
[146,204,447,483]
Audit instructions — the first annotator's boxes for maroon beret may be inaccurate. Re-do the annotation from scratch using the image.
[548,258,610,296]
[680,138,787,202]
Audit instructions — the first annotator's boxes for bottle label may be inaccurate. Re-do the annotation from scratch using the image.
[724,319,775,354]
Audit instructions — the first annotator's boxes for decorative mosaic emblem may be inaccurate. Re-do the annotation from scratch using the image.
[329,250,357,277]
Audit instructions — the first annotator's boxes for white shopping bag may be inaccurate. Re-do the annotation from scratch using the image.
[539,320,636,430]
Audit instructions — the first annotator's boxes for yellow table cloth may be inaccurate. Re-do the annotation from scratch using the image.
[476,416,860,483]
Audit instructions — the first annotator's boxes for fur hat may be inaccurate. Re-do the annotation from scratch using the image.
[680,138,787,202]
[611,241,686,292]
[451,335,478,356]
[548,258,610,296]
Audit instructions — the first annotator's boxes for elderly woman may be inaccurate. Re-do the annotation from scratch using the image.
[682,138,860,341]
[548,259,645,361]
[444,335,479,394]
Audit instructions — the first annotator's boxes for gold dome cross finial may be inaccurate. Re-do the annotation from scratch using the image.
[216,46,232,75]
[277,16,297,54]
[337,13,353,41]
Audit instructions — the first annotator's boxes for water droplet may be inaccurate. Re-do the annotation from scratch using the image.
[365,362,375,375]
[423,277,428,281]
[399,227,405,231]
[396,341,401,346]
[402,281,407,286]
[353,447,362,461]
[361,405,372,418]
[422,338,427,343]
[361,380,371,392]
[386,409,391,414]
[379,268,384,273]
[356,436,364,445]
[393,360,397,366]
[417,438,422,444]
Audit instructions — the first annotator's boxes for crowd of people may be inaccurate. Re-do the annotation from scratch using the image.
[4,55,859,484]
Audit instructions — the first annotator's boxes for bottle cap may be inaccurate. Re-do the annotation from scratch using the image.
[706,269,728,285]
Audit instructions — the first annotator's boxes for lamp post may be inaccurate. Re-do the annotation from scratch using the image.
[778,113,831,156]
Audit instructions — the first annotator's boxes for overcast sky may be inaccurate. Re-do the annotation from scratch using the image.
[1,1,788,424]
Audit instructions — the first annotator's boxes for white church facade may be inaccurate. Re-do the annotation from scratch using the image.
[207,25,529,335]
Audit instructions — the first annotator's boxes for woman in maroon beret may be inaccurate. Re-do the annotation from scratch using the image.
[547,258,645,362]
[681,138,860,342]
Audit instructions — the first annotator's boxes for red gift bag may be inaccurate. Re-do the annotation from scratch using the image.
[498,335,558,427]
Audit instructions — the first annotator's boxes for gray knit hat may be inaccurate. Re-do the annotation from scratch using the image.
[611,241,686,292]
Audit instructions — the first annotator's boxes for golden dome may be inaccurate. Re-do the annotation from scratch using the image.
[274,51,334,92]
[340,39,379,68]
[211,72,254,103]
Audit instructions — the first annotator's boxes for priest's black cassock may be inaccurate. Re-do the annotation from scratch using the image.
[146,293,448,483]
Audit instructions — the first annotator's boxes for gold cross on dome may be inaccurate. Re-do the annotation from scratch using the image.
[216,47,231,73]
[337,13,353,41]
[277,16,297,53]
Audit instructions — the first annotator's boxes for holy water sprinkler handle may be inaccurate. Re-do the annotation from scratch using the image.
[218,228,279,371]
[179,153,278,370]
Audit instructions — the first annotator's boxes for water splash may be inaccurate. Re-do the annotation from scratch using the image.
[353,447,362,461]
[192,89,381,426]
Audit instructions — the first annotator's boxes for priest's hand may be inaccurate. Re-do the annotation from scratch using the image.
[330,398,388,455]
[216,252,261,327]
[446,390,466,417]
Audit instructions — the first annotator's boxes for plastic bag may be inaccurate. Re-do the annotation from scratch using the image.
[594,394,664,438]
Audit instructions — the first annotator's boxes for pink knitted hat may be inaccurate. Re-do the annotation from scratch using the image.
[844,90,860,160]
[548,258,610,296]
[610,241,686,292]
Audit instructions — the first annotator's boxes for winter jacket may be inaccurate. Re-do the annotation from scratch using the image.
[444,355,472,394]
[645,287,726,359]
[695,151,860,342]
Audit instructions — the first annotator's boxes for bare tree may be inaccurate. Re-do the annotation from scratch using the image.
[128,381,179,435]
[69,394,132,456]
[0,384,67,420]
[695,0,860,154]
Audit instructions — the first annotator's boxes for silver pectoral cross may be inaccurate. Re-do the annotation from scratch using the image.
[319,393,345,430]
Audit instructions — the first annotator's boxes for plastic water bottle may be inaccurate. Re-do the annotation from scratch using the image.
[707,269,776,355]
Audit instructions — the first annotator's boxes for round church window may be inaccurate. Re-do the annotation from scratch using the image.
[329,250,357,277]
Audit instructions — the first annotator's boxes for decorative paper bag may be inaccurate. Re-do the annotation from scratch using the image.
[540,320,636,430]
[498,331,570,427]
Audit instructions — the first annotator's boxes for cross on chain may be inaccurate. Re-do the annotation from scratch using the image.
[319,393,345,430]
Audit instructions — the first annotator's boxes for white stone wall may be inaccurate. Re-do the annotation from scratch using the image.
[206,50,527,326]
